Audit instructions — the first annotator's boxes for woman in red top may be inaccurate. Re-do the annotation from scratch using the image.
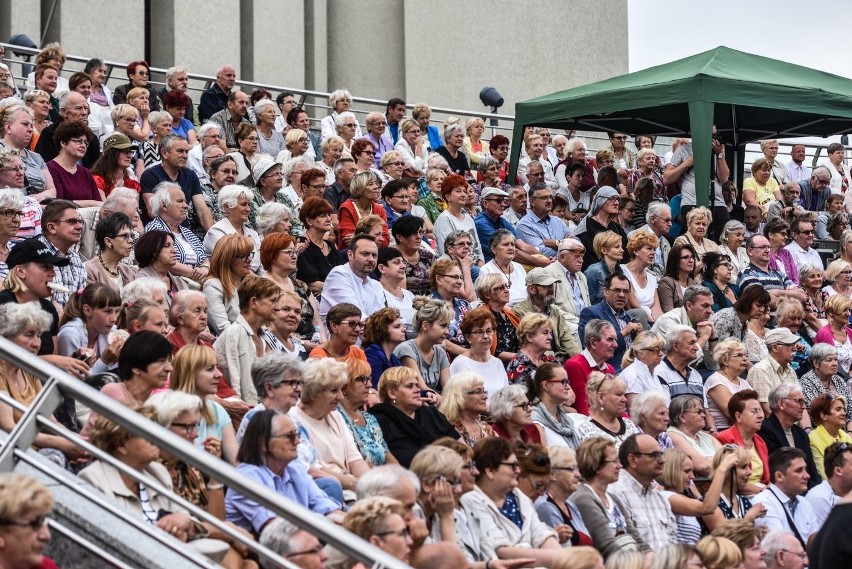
[715,389,770,486]
[337,171,389,250]
[90,132,142,198]
[490,384,545,444]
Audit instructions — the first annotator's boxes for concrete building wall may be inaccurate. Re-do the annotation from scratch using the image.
[1,1,628,117]
[403,0,628,114]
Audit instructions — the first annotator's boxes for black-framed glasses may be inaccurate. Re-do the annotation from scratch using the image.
[633,451,664,460]
[272,379,302,390]
[437,273,464,281]
[545,379,572,388]
[280,248,298,257]
[238,252,253,263]
[500,461,521,471]
[110,232,133,241]
[270,430,301,443]
[170,421,200,434]
[375,528,410,539]
[0,516,48,531]
[353,375,372,386]
[514,402,532,411]
[391,194,410,200]
[783,397,806,406]
[0,209,23,218]
[58,217,84,225]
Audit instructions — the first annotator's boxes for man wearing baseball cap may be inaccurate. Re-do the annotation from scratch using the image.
[474,186,551,267]
[512,267,580,359]
[0,238,90,382]
[748,327,800,416]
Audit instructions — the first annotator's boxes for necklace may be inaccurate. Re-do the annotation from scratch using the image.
[98,253,120,277]
[495,260,513,286]
[353,200,371,219]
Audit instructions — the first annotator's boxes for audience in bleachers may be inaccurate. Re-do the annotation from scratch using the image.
[7,43,852,567]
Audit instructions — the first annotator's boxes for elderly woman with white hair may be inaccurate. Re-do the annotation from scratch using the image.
[627,147,666,201]
[621,331,666,408]
[144,181,210,283]
[202,184,261,272]
[719,220,749,282]
[438,371,496,447]
[667,394,722,477]
[704,338,752,431]
[673,206,721,265]
[0,187,26,280]
[255,201,293,238]
[199,153,236,224]
[318,135,345,184]
[142,110,173,167]
[280,155,312,216]
[800,343,852,426]
[288,358,371,498]
[254,98,285,157]
[379,150,407,184]
[334,111,360,156]
[630,390,674,451]
[490,384,546,444]
[436,122,471,176]
[0,303,87,463]
[320,89,362,141]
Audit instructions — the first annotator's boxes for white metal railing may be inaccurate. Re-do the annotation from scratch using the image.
[0,336,409,569]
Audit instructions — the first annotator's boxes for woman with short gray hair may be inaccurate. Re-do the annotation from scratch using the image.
[668,394,722,477]
[320,89,361,141]
[203,184,261,272]
[629,390,673,451]
[478,228,527,305]
[255,201,292,237]
[490,384,546,444]
[719,219,749,282]
[800,343,852,422]
[0,186,26,280]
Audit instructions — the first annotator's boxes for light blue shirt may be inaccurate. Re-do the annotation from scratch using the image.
[516,211,570,257]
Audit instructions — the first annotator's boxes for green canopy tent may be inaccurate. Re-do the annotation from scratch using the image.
[510,46,852,206]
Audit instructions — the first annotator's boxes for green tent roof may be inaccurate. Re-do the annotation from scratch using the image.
[510,46,852,203]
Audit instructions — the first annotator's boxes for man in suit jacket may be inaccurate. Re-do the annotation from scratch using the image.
[544,237,590,347]
[627,202,672,279]
[578,273,643,372]
[758,383,821,489]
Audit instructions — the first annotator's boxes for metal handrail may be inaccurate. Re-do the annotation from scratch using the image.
[46,517,138,569]
[0,336,409,569]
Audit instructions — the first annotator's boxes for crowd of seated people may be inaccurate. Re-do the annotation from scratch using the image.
[3,41,852,569]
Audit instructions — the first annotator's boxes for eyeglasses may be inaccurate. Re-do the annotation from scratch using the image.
[68,137,89,146]
[280,248,298,257]
[362,150,376,156]
[386,161,405,167]
[170,421,200,434]
[110,232,133,241]
[612,135,628,140]
[492,284,510,292]
[462,461,477,472]
[633,451,665,460]
[244,136,260,142]
[273,379,303,390]
[438,273,464,281]
[375,528,410,539]
[0,516,48,531]
[466,388,488,396]
[339,320,365,329]
[391,194,410,200]
[0,165,24,173]
[270,430,301,443]
[469,328,494,337]
[58,217,84,225]
[450,242,471,248]
[798,229,815,235]
[286,545,324,558]
[514,402,532,411]
[606,287,630,295]
[783,397,806,406]
[532,194,553,201]
[680,255,695,261]
[238,253,253,263]
[353,375,372,386]
[546,379,572,388]
[0,209,23,218]
[639,347,664,355]
[500,461,521,471]
[219,168,238,175]
[525,476,549,491]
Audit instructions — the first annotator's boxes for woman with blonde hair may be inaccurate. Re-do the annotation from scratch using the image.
[704,339,752,431]
[202,234,254,335]
[462,117,489,167]
[289,357,370,496]
[394,297,453,394]
[409,445,464,545]
[337,171,389,249]
[673,206,721,266]
[578,373,640,450]
[743,157,781,211]
[506,313,557,388]
[274,128,310,164]
[439,371,495,447]
[651,543,702,569]
[584,230,624,305]
[702,446,767,531]
[338,357,396,466]
[622,330,666,408]
[369,366,459,467]
[696,536,742,569]
[343,496,412,564]
[169,344,238,465]
[621,230,663,320]
[658,448,737,544]
[23,89,52,150]
[814,293,852,376]
[395,118,428,174]
[380,150,406,183]
[823,258,852,297]
[125,87,153,141]
[553,547,604,569]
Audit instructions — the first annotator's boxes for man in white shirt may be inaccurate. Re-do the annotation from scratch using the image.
[784,218,824,272]
[752,447,818,545]
[786,144,811,184]
[319,234,384,324]
[807,441,852,529]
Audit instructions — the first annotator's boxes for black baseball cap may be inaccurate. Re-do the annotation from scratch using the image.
[7,238,72,269]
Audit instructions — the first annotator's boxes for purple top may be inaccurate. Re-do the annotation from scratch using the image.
[769,247,799,285]
[47,161,102,203]
[361,133,394,168]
